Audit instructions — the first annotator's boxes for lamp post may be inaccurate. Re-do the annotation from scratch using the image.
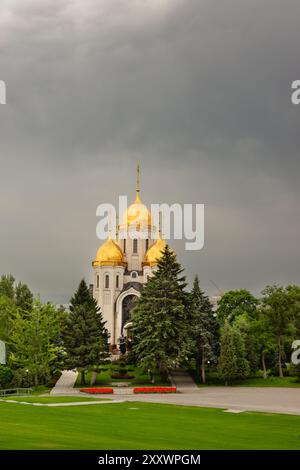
[25,369,29,390]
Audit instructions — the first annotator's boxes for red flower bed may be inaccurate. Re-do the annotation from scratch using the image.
[133,387,177,394]
[80,387,114,394]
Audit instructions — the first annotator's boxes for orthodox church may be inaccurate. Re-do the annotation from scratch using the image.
[91,166,167,348]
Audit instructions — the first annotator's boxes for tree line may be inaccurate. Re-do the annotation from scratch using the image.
[0,247,300,389]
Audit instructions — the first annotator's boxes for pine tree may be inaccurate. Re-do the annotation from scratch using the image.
[70,279,95,311]
[0,274,15,300]
[232,326,250,379]
[131,246,190,382]
[218,321,237,385]
[63,280,109,385]
[15,282,33,312]
[218,321,249,384]
[189,276,219,384]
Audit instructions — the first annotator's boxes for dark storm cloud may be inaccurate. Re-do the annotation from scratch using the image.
[0,0,299,302]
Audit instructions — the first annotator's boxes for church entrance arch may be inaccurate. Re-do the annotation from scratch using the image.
[115,287,140,344]
[121,294,137,332]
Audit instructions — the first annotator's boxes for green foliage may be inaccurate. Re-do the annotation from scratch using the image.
[260,285,297,377]
[12,368,35,388]
[0,274,15,300]
[233,314,259,374]
[218,321,249,384]
[9,299,62,386]
[15,282,33,312]
[217,289,258,324]
[0,365,13,388]
[188,275,219,383]
[0,295,18,342]
[232,327,250,379]
[63,280,109,384]
[131,246,190,381]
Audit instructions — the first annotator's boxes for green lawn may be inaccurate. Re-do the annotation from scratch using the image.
[0,396,107,404]
[0,401,299,449]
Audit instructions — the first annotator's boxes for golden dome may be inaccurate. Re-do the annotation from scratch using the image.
[143,234,167,267]
[122,193,152,227]
[92,238,126,267]
[121,164,151,228]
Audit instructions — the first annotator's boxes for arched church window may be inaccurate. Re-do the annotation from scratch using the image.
[116,274,119,289]
[123,239,126,253]
[131,271,138,279]
[133,238,138,253]
[105,274,110,289]
[96,275,99,289]
[145,239,149,251]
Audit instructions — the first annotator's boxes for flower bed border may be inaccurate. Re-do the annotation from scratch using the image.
[80,387,114,394]
[133,387,177,394]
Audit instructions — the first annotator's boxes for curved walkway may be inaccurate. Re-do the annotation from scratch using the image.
[50,370,300,416]
[124,387,300,416]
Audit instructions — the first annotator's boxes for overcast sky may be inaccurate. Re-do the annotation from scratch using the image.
[0,0,299,303]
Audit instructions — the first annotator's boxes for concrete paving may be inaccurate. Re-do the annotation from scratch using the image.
[50,370,79,395]
[72,387,300,415]
[170,369,199,392]
[50,370,300,416]
[123,387,300,416]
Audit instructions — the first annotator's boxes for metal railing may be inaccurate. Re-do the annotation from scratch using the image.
[0,388,33,397]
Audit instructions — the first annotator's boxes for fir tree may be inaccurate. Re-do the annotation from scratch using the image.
[0,274,15,300]
[189,276,219,384]
[70,279,95,311]
[218,321,249,384]
[218,321,237,385]
[63,280,109,385]
[131,246,190,382]
[15,282,33,312]
[232,327,250,379]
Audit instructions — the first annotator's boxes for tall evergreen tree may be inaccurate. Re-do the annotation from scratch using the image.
[15,282,33,312]
[63,280,109,385]
[218,321,249,384]
[131,246,190,381]
[218,321,237,385]
[232,327,250,379]
[0,274,15,300]
[189,276,219,384]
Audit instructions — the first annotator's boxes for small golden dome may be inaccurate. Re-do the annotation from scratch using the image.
[121,164,151,229]
[143,234,166,267]
[92,238,126,267]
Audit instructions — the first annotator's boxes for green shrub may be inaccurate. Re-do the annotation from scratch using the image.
[12,368,34,388]
[0,366,13,389]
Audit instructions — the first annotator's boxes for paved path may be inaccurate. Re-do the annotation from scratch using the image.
[72,387,300,416]
[50,370,300,416]
[170,369,198,392]
[123,387,300,416]
[1,399,123,407]
[50,370,79,395]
